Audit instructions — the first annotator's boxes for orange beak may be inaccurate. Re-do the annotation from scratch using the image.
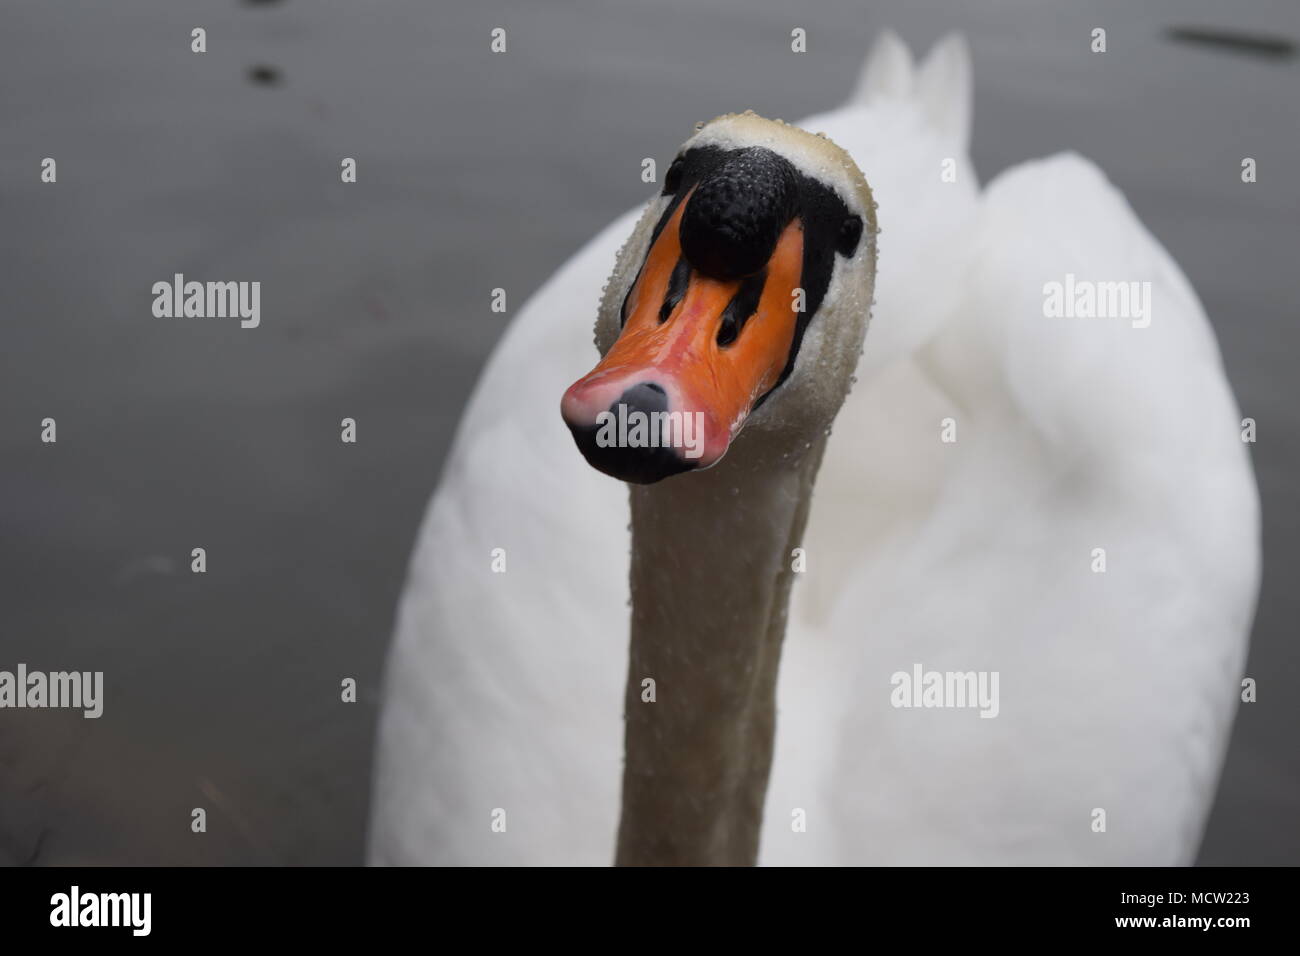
[561,198,805,483]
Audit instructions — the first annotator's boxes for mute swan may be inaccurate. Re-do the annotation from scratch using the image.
[369,32,1259,866]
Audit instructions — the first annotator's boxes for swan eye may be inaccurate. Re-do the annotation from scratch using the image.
[838,215,863,257]
[664,157,685,194]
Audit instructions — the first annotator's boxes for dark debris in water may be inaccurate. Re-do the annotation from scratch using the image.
[248,65,283,86]
[242,0,286,7]
[1167,26,1296,59]
[20,827,50,866]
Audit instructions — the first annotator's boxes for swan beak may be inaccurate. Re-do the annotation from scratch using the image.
[561,201,805,484]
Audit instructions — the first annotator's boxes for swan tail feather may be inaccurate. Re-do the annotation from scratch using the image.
[849,31,972,150]
[850,29,914,103]
[916,33,972,149]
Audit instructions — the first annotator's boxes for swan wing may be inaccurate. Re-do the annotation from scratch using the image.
[766,151,1260,864]
[368,213,637,865]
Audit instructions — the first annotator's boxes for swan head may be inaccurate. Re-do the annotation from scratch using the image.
[561,111,877,484]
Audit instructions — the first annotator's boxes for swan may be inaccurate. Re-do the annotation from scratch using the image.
[368,32,1260,866]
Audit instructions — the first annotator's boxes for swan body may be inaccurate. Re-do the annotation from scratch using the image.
[369,33,1259,865]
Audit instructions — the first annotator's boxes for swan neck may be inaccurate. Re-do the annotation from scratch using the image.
[615,436,826,866]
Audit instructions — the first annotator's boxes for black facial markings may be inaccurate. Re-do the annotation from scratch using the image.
[619,267,635,327]
[626,141,862,398]
[659,256,691,324]
[663,156,685,194]
[659,146,729,199]
[760,167,861,406]
[620,147,730,328]
[716,269,767,348]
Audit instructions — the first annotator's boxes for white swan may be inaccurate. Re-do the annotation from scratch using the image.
[368,33,1260,865]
